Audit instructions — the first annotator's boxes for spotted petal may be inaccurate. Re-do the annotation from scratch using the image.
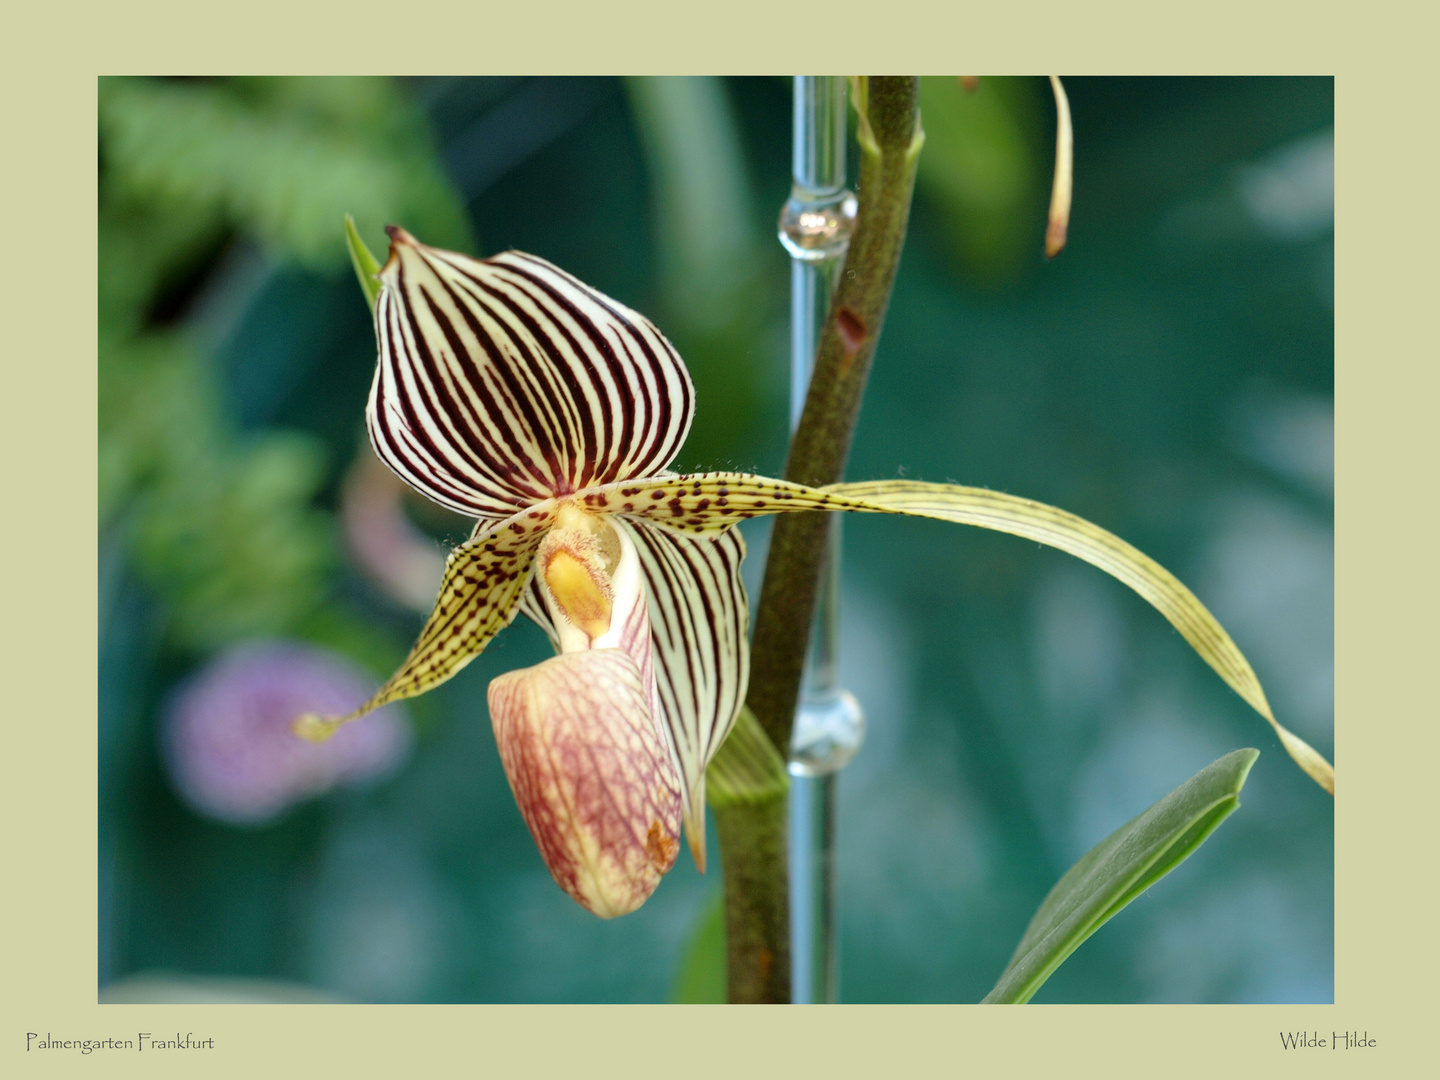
[368,229,694,519]
[581,471,1334,795]
[295,503,553,741]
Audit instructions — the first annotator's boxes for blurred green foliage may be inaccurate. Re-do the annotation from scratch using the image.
[916,76,1046,284]
[622,76,777,473]
[100,77,469,269]
[99,75,469,652]
[100,330,333,647]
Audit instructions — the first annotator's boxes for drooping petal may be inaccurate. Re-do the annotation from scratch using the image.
[367,229,694,518]
[489,647,683,918]
[577,471,1333,795]
[294,504,554,741]
[824,479,1334,795]
[616,519,748,873]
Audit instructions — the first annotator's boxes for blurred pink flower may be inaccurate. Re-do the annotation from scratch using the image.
[162,642,411,825]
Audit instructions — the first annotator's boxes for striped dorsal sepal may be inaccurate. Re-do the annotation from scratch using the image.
[368,229,694,519]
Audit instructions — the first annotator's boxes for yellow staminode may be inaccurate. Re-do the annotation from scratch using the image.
[540,505,621,642]
[543,549,613,641]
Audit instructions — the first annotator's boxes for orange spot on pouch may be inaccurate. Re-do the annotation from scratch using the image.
[646,821,679,869]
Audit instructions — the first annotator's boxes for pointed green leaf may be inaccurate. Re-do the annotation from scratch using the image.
[983,748,1259,1004]
[345,214,382,310]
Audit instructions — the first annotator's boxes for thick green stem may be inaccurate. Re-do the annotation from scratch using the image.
[713,795,789,1002]
[707,706,791,1003]
[707,77,922,1004]
[747,77,923,752]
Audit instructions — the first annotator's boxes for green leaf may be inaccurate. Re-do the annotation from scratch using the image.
[670,889,727,1003]
[982,748,1259,1004]
[345,214,383,310]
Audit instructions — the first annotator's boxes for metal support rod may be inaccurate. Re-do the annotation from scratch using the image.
[777,75,864,1005]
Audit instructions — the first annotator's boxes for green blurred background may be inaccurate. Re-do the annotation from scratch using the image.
[98,76,1333,1003]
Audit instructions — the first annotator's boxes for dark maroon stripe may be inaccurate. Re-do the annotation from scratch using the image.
[411,279,555,499]
[460,262,610,493]
[488,268,614,490]
[495,257,671,486]
[706,533,748,756]
[437,269,581,494]
[674,539,728,759]
[630,524,708,754]
[488,259,628,487]
[435,254,591,479]
[630,543,695,754]
[373,293,514,516]
[400,273,533,492]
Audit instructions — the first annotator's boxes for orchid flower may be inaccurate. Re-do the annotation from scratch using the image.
[298,226,1334,919]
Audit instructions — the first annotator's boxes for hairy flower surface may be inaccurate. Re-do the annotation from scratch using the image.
[298,228,1333,917]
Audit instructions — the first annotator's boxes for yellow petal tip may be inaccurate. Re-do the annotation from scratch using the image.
[292,713,340,744]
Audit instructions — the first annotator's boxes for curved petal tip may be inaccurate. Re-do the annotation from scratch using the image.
[292,712,341,743]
